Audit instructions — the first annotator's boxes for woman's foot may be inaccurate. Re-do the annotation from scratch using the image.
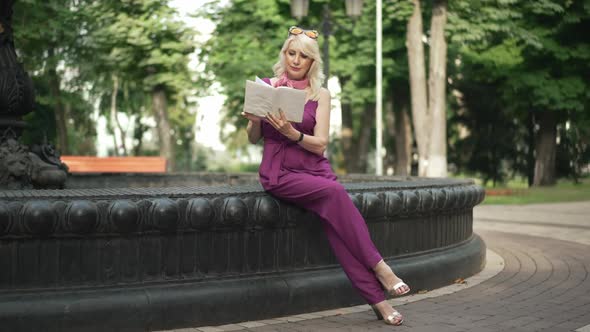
[373,260,410,296]
[371,300,404,326]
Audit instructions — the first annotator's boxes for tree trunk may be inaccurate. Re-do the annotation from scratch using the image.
[385,94,396,174]
[133,115,147,156]
[356,103,375,173]
[47,52,68,154]
[152,87,174,171]
[426,0,448,177]
[49,73,68,154]
[110,75,128,156]
[533,111,557,186]
[384,90,412,176]
[394,94,412,176]
[406,0,429,176]
[340,102,355,173]
[110,75,120,156]
[526,111,535,186]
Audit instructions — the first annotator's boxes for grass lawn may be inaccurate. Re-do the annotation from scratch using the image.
[480,177,590,205]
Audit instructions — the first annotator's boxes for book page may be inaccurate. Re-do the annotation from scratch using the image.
[255,76,270,85]
[243,80,273,117]
[273,87,306,123]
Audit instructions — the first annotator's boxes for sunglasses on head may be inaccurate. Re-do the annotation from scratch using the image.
[288,26,319,40]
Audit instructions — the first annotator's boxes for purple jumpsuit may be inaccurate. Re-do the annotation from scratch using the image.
[258,78,386,304]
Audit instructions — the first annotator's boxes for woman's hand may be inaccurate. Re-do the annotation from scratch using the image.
[266,109,298,139]
[241,112,262,124]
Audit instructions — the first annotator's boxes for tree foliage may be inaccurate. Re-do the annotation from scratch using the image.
[11,0,588,180]
[14,0,95,154]
[448,0,590,185]
[13,0,196,170]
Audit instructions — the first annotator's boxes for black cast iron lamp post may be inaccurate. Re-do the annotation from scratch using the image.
[290,0,364,20]
[289,0,364,87]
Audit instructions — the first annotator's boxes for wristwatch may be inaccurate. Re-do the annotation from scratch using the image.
[295,132,304,143]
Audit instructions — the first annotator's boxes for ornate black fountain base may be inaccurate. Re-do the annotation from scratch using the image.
[0,176,485,331]
[0,0,69,190]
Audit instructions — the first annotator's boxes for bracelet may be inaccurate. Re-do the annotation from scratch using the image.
[295,132,304,143]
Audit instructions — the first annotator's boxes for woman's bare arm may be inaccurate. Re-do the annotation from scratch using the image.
[267,88,331,156]
[244,115,262,144]
[296,88,330,155]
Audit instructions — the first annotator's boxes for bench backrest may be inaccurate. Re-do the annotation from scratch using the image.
[61,156,167,173]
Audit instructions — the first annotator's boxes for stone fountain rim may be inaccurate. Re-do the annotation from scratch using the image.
[0,178,476,199]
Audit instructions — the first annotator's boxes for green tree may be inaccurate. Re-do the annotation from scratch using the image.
[14,0,95,154]
[14,0,197,171]
[84,0,195,170]
[446,0,531,185]
[197,0,290,155]
[447,0,590,186]
[504,1,590,186]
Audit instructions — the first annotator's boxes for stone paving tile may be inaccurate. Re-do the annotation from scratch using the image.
[216,324,244,331]
[522,318,555,331]
[242,326,281,332]
[557,321,590,331]
[254,319,284,326]
[196,327,224,332]
[237,322,266,328]
[290,313,324,320]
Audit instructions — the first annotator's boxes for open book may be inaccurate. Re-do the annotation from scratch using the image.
[243,77,306,123]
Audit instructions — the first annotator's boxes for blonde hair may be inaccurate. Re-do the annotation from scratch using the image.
[272,33,324,101]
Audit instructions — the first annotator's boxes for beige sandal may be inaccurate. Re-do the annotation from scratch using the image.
[371,305,404,326]
[389,280,410,297]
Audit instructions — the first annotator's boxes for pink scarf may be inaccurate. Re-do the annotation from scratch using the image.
[273,73,309,89]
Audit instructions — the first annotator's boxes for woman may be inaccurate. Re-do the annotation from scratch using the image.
[241,26,410,326]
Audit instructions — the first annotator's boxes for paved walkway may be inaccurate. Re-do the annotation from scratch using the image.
[164,201,590,332]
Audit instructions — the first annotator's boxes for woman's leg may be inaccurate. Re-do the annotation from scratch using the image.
[267,173,383,269]
[373,260,411,295]
[265,172,385,303]
[321,221,385,304]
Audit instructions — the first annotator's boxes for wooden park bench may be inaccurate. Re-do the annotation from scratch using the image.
[61,156,167,173]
